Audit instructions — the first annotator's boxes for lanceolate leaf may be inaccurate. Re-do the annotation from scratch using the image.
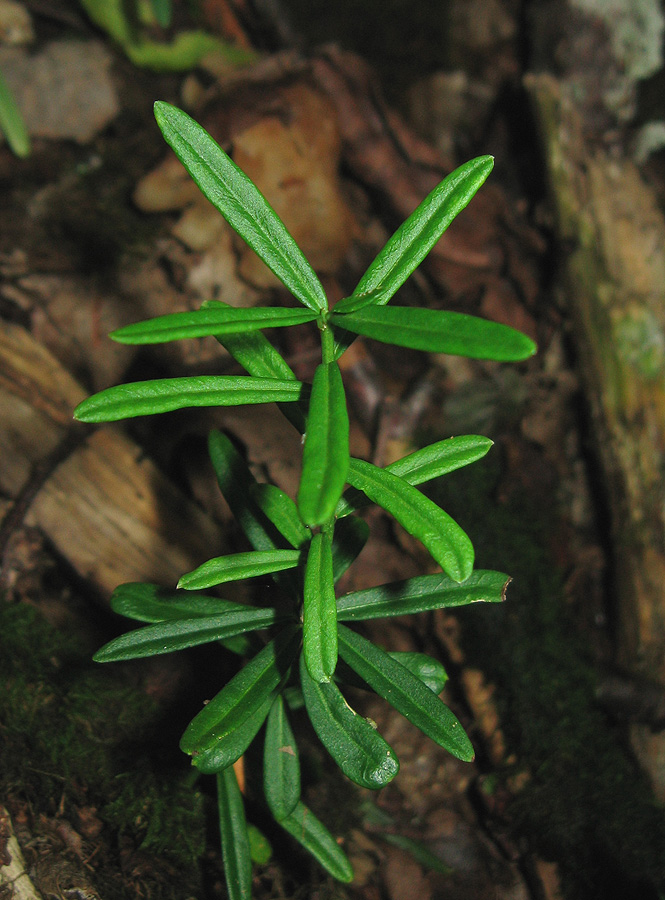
[336,651,448,696]
[217,767,252,900]
[346,458,474,583]
[279,801,353,883]
[74,376,305,423]
[337,625,474,761]
[251,484,311,549]
[303,533,338,683]
[336,569,510,621]
[181,626,301,763]
[334,155,494,314]
[178,549,301,591]
[154,101,328,312]
[264,695,300,821]
[300,653,399,789]
[331,306,537,362]
[110,582,245,622]
[110,306,318,344]
[94,607,282,661]
[336,435,493,517]
[192,692,275,774]
[298,362,350,526]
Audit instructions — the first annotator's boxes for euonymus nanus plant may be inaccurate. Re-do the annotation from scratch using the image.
[74,101,536,898]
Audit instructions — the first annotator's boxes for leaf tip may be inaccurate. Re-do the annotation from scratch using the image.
[501,576,513,602]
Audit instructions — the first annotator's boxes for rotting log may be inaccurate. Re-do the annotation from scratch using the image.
[526,73,665,796]
[0,320,221,595]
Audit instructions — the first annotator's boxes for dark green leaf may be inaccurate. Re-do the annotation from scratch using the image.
[390,652,448,694]
[337,569,510,620]
[300,653,399,789]
[380,833,452,875]
[279,801,353,883]
[334,156,494,314]
[178,549,301,591]
[264,695,300,821]
[337,625,474,761]
[303,533,338,683]
[74,376,305,423]
[181,626,301,770]
[111,306,318,344]
[346,458,474,583]
[110,582,244,622]
[154,102,327,312]
[336,435,493,517]
[298,362,350,526]
[94,607,282,661]
[331,516,370,582]
[247,824,272,865]
[216,767,252,900]
[331,306,537,361]
[251,484,311,549]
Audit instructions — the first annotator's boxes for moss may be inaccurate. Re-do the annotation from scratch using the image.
[427,456,665,900]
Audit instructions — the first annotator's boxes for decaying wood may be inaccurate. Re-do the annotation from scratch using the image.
[0,320,221,597]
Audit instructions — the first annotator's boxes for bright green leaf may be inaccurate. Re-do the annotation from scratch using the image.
[298,362,349,526]
[334,156,494,314]
[300,653,399,789]
[154,102,327,312]
[216,767,252,900]
[110,582,245,622]
[73,376,305,423]
[337,625,474,761]
[94,606,282,661]
[0,69,30,158]
[337,569,510,620]
[178,549,301,591]
[246,824,272,865]
[331,306,537,361]
[110,306,318,344]
[346,458,474,582]
[303,533,338,683]
[264,695,300,821]
[279,801,353,883]
[251,484,311,549]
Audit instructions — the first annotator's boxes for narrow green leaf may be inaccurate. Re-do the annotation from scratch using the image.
[154,101,328,312]
[331,516,370,582]
[264,695,300,821]
[337,625,474,761]
[336,435,493,518]
[298,362,350,526]
[73,376,305,423]
[110,582,245,622]
[334,156,494,313]
[94,607,282,661]
[111,306,318,345]
[0,69,30,158]
[279,801,353,883]
[337,570,510,621]
[251,484,311,549]
[303,533,338,683]
[380,833,452,875]
[216,767,252,900]
[300,653,399,789]
[390,652,448,694]
[178,549,301,591]
[331,306,537,362]
[346,458,474,583]
[182,626,301,771]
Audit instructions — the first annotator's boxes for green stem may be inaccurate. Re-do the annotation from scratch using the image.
[320,320,335,365]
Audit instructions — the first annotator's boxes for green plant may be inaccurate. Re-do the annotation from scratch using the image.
[74,101,536,898]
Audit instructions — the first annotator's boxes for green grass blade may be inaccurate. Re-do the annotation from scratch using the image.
[346,458,474,583]
[178,549,301,591]
[279,800,354,882]
[110,582,246,622]
[331,306,537,361]
[94,607,282,661]
[337,569,510,620]
[297,362,350,526]
[182,626,301,769]
[251,484,311,549]
[154,101,327,312]
[334,156,494,313]
[303,533,338,683]
[336,435,493,517]
[216,767,252,900]
[264,695,300,821]
[299,652,399,789]
[337,625,474,761]
[331,516,370,582]
[111,306,318,344]
[74,376,305,423]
